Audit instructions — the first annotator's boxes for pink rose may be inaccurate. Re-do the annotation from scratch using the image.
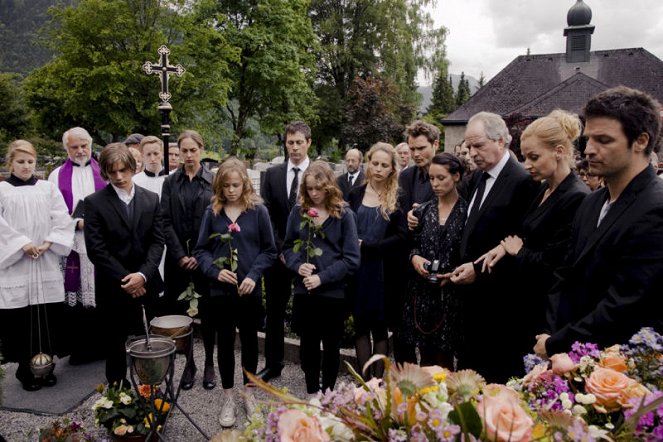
[307,208,319,218]
[354,378,384,406]
[478,385,534,442]
[550,353,576,375]
[585,367,634,412]
[278,409,330,442]
[228,223,241,233]
[522,363,549,387]
[599,346,628,373]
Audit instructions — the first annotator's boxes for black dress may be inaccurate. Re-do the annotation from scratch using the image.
[401,197,467,352]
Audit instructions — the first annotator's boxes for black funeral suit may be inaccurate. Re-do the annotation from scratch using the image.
[458,153,539,382]
[337,169,365,201]
[546,166,663,355]
[85,185,164,384]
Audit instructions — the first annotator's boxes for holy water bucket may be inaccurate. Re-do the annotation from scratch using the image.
[150,315,193,354]
[126,335,176,385]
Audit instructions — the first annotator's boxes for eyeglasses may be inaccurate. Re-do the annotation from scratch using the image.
[578,172,596,178]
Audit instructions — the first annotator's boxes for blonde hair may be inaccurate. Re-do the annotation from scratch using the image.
[521,109,582,165]
[6,140,37,172]
[300,161,344,219]
[211,157,261,215]
[140,135,163,150]
[365,142,399,219]
[177,130,204,149]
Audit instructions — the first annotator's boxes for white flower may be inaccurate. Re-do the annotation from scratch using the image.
[575,393,597,405]
[559,392,569,402]
[572,405,587,415]
[588,425,611,439]
[605,422,614,430]
[318,413,353,441]
[562,398,573,409]
[119,392,132,405]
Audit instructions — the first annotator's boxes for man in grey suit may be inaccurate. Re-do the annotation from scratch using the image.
[536,86,663,358]
[337,148,364,200]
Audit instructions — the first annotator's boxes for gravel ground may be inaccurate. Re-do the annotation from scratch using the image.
[0,339,353,441]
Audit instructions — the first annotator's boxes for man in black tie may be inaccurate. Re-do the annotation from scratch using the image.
[449,112,538,382]
[258,121,312,381]
[337,148,364,200]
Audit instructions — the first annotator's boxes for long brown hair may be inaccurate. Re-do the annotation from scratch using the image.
[299,161,344,218]
[211,157,261,215]
[365,142,399,219]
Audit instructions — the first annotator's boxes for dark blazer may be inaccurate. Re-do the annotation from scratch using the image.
[337,170,365,200]
[160,166,215,262]
[457,155,539,382]
[512,172,589,335]
[348,184,408,322]
[546,166,663,355]
[397,166,434,215]
[85,185,165,303]
[261,163,294,250]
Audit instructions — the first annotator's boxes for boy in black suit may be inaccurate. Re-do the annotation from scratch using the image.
[85,143,165,385]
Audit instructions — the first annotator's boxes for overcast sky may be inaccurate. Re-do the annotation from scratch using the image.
[423,0,663,84]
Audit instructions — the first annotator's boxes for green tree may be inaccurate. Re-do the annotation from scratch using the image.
[478,71,486,88]
[23,0,234,143]
[0,73,30,146]
[426,72,455,120]
[455,71,471,107]
[310,0,446,150]
[209,0,319,159]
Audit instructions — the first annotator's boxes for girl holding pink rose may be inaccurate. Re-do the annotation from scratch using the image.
[194,158,277,427]
[282,161,361,394]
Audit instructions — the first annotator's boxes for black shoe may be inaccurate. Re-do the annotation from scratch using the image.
[181,366,197,390]
[16,372,42,392]
[42,373,57,387]
[257,366,282,382]
[203,365,216,390]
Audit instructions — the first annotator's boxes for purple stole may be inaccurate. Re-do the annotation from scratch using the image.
[58,158,106,293]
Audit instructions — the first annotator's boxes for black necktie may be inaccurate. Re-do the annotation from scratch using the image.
[288,167,300,207]
[348,174,354,185]
[466,172,489,226]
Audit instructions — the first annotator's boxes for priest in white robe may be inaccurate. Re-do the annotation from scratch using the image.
[0,140,74,391]
[48,127,107,364]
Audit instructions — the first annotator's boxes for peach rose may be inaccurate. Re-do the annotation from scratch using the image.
[478,385,534,442]
[354,377,383,406]
[278,409,330,442]
[550,353,576,375]
[522,363,549,387]
[599,347,628,373]
[617,382,651,409]
[584,367,634,412]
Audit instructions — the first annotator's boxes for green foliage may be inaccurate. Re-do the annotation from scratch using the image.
[210,0,319,159]
[22,0,235,143]
[455,71,471,108]
[0,73,31,146]
[449,401,483,439]
[177,281,201,317]
[426,72,455,121]
[293,210,325,263]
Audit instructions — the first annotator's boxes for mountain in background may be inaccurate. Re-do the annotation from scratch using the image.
[417,73,480,114]
[0,0,66,74]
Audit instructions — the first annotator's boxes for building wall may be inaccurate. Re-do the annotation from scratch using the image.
[443,125,467,152]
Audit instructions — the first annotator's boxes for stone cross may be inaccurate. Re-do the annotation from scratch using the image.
[143,45,185,103]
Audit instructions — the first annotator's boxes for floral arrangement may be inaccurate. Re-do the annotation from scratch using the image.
[214,327,662,441]
[37,418,94,442]
[293,208,325,262]
[211,222,241,272]
[92,382,170,438]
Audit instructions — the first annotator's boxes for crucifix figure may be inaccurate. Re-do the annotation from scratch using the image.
[143,45,185,103]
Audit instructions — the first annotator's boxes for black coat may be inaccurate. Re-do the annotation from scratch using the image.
[261,163,295,250]
[397,166,433,215]
[457,156,539,382]
[85,185,165,304]
[337,170,365,201]
[546,166,663,355]
[512,172,589,336]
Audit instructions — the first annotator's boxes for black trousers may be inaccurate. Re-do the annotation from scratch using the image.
[295,294,346,394]
[205,295,261,388]
[262,260,293,370]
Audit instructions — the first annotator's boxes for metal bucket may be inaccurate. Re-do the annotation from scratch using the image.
[126,335,176,385]
[150,315,193,354]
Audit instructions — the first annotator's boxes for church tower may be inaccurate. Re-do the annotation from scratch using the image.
[563,0,595,63]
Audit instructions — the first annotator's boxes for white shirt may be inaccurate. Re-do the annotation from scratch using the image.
[133,171,166,200]
[287,157,310,196]
[467,150,510,214]
[111,183,135,205]
[347,171,359,185]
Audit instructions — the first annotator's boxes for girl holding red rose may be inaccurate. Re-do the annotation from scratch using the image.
[194,158,277,427]
[282,161,361,394]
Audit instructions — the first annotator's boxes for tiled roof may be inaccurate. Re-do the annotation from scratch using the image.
[443,48,663,124]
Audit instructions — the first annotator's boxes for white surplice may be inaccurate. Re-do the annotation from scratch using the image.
[49,164,97,307]
[0,180,74,309]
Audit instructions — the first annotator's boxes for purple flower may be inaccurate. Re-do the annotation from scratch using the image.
[524,353,546,373]
[569,341,600,363]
